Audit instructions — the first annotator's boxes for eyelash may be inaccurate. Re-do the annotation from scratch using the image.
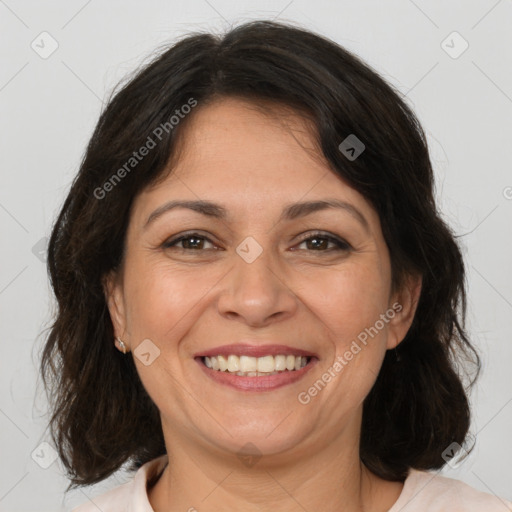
[162,231,352,253]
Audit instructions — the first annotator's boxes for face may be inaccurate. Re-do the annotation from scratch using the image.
[105,97,420,463]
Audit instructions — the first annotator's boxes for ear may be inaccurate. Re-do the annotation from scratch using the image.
[102,270,129,346]
[386,273,422,350]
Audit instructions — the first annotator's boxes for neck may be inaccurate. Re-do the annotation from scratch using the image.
[148,419,403,512]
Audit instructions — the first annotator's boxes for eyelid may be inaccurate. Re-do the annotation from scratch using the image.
[162,230,219,249]
[162,230,352,252]
[294,230,352,250]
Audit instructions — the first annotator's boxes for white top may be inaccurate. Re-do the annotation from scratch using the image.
[72,454,512,512]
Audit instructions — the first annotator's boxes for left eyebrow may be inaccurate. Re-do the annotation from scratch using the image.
[143,198,370,232]
[279,199,369,232]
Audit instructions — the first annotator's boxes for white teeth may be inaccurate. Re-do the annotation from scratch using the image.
[274,355,286,371]
[203,354,310,375]
[218,355,228,371]
[240,355,257,372]
[227,355,240,372]
[257,355,274,372]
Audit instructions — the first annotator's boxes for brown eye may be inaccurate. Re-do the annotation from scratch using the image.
[295,233,351,252]
[163,233,216,250]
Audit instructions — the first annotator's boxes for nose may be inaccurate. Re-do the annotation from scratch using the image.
[217,244,298,327]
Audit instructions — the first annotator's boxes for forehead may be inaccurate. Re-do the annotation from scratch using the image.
[133,97,378,227]
[170,97,326,182]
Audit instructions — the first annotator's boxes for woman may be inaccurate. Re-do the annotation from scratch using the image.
[40,20,511,512]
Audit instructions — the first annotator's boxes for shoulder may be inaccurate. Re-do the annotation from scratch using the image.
[390,468,512,512]
[71,454,168,512]
[71,479,133,512]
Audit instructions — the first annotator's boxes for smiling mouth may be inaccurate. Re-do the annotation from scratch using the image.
[198,354,313,377]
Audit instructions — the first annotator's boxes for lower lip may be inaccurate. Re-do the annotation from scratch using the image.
[195,357,318,391]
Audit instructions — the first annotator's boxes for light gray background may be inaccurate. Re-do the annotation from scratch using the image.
[1,1,511,510]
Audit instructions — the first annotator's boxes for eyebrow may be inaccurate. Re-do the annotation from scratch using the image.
[144,198,370,232]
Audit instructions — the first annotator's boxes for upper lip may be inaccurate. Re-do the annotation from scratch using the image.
[194,343,317,358]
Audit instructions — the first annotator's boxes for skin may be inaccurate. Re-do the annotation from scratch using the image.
[105,97,422,512]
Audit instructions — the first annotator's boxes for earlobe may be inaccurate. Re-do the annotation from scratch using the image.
[386,273,422,350]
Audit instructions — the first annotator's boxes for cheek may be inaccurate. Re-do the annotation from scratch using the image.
[126,284,170,336]
[324,263,392,397]
[122,259,187,340]
[310,260,392,404]
[123,256,225,342]
[122,262,205,419]
[316,258,391,338]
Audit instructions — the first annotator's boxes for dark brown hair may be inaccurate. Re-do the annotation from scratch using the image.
[40,20,480,490]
